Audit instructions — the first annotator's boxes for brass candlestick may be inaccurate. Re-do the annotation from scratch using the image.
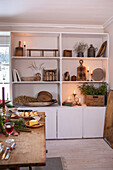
[72,93,77,106]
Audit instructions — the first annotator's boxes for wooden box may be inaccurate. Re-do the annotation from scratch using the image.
[63,50,72,57]
[86,95,105,106]
[43,69,57,81]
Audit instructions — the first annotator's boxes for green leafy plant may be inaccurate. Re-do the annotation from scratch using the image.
[74,42,88,53]
[78,82,107,95]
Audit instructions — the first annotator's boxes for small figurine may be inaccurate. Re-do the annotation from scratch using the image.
[64,72,70,81]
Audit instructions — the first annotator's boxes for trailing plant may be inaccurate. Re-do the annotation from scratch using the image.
[78,82,107,95]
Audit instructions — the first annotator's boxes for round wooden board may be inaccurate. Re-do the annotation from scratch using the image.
[25,121,44,128]
[92,68,105,81]
[37,91,52,102]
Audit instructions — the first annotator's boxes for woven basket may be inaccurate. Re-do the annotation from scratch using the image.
[21,77,35,81]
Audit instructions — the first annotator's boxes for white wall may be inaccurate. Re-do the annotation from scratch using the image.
[104,22,113,89]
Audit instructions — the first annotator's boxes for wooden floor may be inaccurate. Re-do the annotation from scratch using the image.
[46,139,113,170]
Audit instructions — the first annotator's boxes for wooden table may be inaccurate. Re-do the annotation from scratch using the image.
[0,112,46,170]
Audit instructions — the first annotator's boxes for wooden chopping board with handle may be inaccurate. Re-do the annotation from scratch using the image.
[77,59,87,81]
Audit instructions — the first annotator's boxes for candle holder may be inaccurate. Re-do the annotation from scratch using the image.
[72,93,77,106]
[91,73,93,81]
[87,70,89,81]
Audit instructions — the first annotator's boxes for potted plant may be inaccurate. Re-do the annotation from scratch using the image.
[74,42,88,57]
[78,82,107,106]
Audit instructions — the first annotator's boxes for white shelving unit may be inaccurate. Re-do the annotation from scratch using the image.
[11,31,109,106]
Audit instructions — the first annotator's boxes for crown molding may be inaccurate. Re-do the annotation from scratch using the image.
[0,22,104,29]
[103,16,113,29]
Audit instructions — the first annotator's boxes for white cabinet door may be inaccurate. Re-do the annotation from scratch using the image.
[83,107,106,138]
[58,107,82,139]
[36,108,56,139]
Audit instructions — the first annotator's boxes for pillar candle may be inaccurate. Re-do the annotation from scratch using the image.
[2,86,5,116]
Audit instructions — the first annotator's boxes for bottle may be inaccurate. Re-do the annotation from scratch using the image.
[88,44,97,57]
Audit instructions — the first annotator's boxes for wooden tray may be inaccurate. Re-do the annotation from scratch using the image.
[25,99,57,107]
[25,121,44,128]
[96,41,107,57]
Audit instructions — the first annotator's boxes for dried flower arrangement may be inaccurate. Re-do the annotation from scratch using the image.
[74,42,88,57]
[28,62,44,74]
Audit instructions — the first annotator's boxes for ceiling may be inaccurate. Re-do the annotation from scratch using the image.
[0,0,113,26]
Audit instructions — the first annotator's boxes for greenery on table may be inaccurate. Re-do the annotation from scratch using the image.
[0,115,31,137]
[13,119,31,133]
[78,82,107,95]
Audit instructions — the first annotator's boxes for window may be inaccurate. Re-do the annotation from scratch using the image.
[0,32,10,101]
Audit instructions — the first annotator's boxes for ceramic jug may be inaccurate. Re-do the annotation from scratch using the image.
[88,44,98,57]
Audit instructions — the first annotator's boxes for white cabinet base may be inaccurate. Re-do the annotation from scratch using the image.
[57,107,82,139]
[83,107,106,138]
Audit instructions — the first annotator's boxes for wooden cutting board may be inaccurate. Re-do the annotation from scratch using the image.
[77,59,87,81]
[15,41,23,56]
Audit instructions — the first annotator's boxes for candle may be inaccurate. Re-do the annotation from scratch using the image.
[74,90,76,95]
[2,86,5,117]
[79,98,81,104]
[24,41,26,46]
[91,70,93,81]
[87,67,89,81]
[23,41,27,56]
[68,96,71,100]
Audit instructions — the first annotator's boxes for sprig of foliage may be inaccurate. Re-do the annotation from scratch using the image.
[78,82,107,95]
[0,116,31,136]
[28,62,44,72]
[74,42,88,53]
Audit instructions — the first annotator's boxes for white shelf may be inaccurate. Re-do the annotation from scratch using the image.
[12,56,60,60]
[62,57,108,60]
[62,81,106,83]
[12,81,60,84]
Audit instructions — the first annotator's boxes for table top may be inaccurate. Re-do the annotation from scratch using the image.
[0,112,46,169]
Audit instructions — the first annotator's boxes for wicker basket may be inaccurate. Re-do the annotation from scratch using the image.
[21,77,35,81]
